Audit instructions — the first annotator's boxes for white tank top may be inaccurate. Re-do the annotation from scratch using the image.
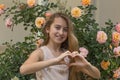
[36,46,69,80]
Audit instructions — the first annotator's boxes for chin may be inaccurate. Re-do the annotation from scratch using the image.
[55,40,65,44]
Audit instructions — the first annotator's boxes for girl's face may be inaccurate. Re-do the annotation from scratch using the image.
[47,17,68,45]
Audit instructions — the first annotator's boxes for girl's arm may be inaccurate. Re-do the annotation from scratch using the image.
[20,49,71,75]
[69,53,101,79]
[79,62,101,79]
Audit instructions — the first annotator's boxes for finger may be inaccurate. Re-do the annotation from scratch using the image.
[63,51,71,55]
[75,54,84,59]
[61,51,71,57]
[77,54,89,63]
[59,60,69,65]
[73,54,83,60]
[72,51,79,54]
[65,51,71,54]
[74,54,88,63]
[59,61,66,64]
[65,51,73,57]
[68,55,73,59]
[71,51,79,57]
[69,63,78,67]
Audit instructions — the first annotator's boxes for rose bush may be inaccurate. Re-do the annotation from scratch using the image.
[0,0,120,79]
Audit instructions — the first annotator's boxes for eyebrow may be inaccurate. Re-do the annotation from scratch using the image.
[55,24,68,28]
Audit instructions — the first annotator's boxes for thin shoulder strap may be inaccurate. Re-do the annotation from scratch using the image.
[40,46,54,60]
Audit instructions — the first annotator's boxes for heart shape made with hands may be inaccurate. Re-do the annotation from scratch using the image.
[59,51,89,69]
[65,51,89,68]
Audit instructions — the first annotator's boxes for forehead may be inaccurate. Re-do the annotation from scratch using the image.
[53,17,67,26]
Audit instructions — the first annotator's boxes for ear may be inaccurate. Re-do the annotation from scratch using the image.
[45,27,50,33]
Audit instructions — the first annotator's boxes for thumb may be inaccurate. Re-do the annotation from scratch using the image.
[69,63,78,67]
[59,60,67,64]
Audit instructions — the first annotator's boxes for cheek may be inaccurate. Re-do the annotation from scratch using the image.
[65,33,68,37]
[65,32,68,36]
[50,30,57,35]
[50,27,56,32]
[64,32,68,39]
[49,30,56,37]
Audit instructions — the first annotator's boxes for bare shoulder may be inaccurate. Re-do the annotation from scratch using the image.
[23,48,44,64]
[31,48,44,61]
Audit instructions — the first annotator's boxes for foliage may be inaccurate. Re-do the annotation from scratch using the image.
[0,0,120,79]
[0,36,36,80]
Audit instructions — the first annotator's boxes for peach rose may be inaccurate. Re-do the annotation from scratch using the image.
[100,60,110,70]
[27,0,35,7]
[35,17,45,28]
[112,32,120,43]
[0,4,5,10]
[71,7,82,18]
[81,0,91,6]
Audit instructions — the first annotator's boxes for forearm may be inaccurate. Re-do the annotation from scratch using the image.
[80,63,101,79]
[20,58,58,75]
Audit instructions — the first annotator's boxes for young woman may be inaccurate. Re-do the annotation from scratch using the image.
[20,12,100,80]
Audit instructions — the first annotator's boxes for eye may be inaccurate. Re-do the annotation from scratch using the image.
[55,25,61,30]
[63,27,68,32]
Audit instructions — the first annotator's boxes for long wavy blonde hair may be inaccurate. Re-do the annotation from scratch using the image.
[42,12,80,80]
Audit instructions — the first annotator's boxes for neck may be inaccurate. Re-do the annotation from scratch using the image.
[46,42,63,57]
[46,42,61,52]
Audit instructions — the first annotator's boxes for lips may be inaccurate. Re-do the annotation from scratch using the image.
[56,36,64,40]
[53,32,67,43]
[55,34,65,40]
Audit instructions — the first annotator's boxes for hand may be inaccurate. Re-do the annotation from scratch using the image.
[69,51,101,79]
[56,51,71,64]
[69,51,90,69]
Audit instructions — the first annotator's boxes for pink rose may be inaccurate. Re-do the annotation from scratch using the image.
[113,67,120,78]
[113,46,120,55]
[5,18,13,28]
[0,9,4,15]
[112,41,119,47]
[115,23,120,33]
[79,47,88,57]
[96,31,107,44]
[45,11,52,18]
[36,38,44,48]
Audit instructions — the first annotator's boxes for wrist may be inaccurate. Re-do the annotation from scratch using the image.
[53,58,60,64]
[85,62,92,68]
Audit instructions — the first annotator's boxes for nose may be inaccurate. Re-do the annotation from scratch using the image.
[59,29,64,35]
